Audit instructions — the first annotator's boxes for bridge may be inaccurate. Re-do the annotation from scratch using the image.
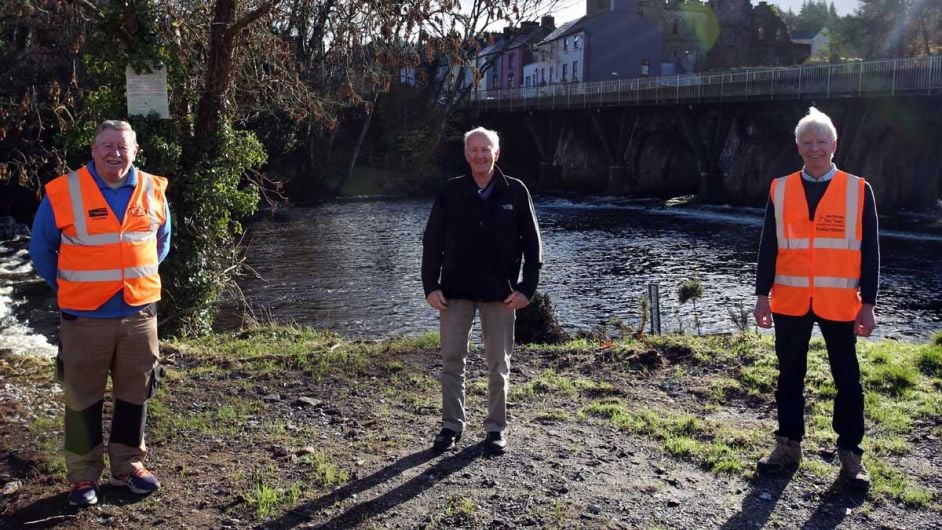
[470,56,942,112]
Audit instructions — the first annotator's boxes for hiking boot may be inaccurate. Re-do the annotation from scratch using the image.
[838,448,871,491]
[433,428,462,452]
[484,431,507,453]
[68,480,100,507]
[756,435,801,474]
[110,468,161,494]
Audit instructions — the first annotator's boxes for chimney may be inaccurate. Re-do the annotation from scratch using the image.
[541,15,555,29]
[503,25,514,37]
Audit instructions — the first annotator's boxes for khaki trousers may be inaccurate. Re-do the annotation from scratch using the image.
[58,307,159,483]
[439,299,514,434]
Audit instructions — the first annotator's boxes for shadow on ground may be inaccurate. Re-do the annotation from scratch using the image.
[259,444,487,529]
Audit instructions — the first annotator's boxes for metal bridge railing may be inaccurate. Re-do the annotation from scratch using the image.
[470,56,942,112]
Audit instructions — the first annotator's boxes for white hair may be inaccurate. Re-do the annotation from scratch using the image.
[794,107,837,142]
[93,120,137,145]
[463,127,500,151]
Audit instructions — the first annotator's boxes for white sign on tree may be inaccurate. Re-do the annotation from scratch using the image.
[125,65,170,119]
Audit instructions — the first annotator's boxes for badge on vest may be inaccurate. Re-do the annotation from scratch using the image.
[88,208,108,218]
[128,206,147,217]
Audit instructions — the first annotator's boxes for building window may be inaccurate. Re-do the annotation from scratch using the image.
[508,74,514,87]
[640,59,650,77]
[525,75,530,87]
[492,74,498,86]
[574,35,581,49]
[562,63,568,81]
[672,19,679,35]
[563,37,568,51]
[572,61,578,80]
[550,66,554,81]
[508,54,514,68]
[757,26,765,40]
[541,68,545,83]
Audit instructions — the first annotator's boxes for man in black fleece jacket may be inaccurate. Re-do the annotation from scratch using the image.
[754,107,879,491]
[422,126,542,454]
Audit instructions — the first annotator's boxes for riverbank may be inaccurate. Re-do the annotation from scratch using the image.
[1,329,940,528]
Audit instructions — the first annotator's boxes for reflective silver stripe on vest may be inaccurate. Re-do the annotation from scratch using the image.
[58,269,123,282]
[61,230,157,246]
[813,238,862,250]
[814,276,860,289]
[139,171,159,233]
[845,174,860,243]
[58,264,158,282]
[773,177,788,248]
[773,274,809,287]
[65,171,89,238]
[126,264,159,279]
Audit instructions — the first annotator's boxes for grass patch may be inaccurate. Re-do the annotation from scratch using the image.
[915,346,942,377]
[580,399,760,475]
[244,479,303,519]
[512,369,604,399]
[869,459,935,507]
[298,451,349,488]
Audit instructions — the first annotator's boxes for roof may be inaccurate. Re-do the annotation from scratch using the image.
[790,30,817,40]
[537,11,607,45]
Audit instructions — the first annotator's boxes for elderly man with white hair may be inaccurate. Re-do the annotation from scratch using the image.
[753,107,880,490]
[421,126,542,454]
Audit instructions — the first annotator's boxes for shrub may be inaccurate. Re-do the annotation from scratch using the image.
[915,346,942,378]
[516,291,569,345]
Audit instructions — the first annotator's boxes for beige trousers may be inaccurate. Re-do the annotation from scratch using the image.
[439,299,515,434]
[58,307,159,483]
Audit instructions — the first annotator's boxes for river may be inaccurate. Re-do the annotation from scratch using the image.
[221,196,942,342]
[2,196,940,357]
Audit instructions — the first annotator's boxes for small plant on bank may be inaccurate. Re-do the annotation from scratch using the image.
[637,293,650,337]
[677,275,704,335]
[726,300,750,336]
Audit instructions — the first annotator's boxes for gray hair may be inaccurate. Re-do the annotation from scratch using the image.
[93,120,137,145]
[463,126,500,151]
[794,107,837,142]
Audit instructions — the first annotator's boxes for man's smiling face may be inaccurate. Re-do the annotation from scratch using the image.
[92,128,138,183]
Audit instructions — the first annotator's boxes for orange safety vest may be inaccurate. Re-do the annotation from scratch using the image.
[769,170,864,321]
[45,165,168,311]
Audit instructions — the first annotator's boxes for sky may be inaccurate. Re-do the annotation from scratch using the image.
[551,0,861,24]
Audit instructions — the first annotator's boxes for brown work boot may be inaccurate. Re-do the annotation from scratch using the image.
[757,435,801,474]
[838,448,871,491]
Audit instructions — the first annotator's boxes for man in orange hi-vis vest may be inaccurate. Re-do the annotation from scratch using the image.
[753,107,879,491]
[30,120,170,507]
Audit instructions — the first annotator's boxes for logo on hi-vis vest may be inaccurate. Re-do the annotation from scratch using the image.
[88,208,108,218]
[816,214,846,234]
[128,206,147,217]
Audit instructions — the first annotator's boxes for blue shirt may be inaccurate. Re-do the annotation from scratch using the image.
[29,162,172,318]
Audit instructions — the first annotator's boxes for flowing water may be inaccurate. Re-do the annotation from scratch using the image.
[3,197,941,356]
[222,197,942,342]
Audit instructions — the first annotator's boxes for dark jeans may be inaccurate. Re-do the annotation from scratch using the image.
[772,310,865,454]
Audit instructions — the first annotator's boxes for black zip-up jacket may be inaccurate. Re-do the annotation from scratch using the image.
[422,167,542,302]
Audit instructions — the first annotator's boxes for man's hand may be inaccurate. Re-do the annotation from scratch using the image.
[504,290,530,310]
[426,290,448,311]
[854,304,876,337]
[754,295,773,328]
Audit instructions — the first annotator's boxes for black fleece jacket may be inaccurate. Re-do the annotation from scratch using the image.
[422,167,542,302]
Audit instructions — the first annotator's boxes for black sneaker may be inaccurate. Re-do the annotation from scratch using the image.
[484,431,507,453]
[433,428,462,451]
